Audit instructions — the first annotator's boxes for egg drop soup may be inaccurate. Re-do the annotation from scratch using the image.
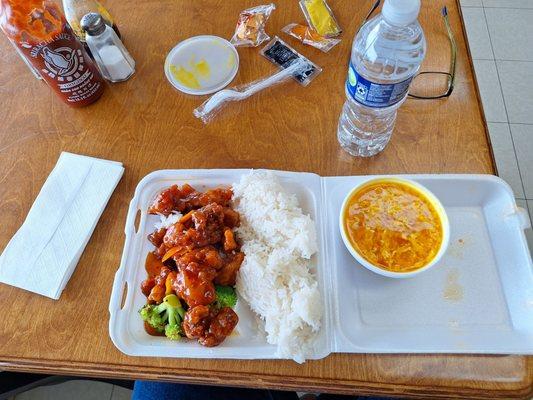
[343,181,443,273]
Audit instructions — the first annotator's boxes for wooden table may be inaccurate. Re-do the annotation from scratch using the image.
[0,0,531,398]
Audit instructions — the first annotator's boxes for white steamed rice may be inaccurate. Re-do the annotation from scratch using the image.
[154,210,183,230]
[232,171,322,363]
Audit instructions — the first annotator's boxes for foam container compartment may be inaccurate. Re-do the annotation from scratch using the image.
[109,170,533,359]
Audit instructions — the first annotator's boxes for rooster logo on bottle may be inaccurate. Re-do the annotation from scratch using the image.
[40,46,85,82]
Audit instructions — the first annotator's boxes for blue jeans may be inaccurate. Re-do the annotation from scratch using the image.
[132,381,395,400]
[132,381,299,400]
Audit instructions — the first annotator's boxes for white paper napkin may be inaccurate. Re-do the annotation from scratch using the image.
[0,152,124,299]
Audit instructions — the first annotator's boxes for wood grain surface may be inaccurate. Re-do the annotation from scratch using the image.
[0,0,531,398]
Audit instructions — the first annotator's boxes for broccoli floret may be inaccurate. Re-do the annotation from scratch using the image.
[215,285,237,309]
[165,322,184,340]
[158,294,185,340]
[139,294,186,339]
[139,304,166,333]
[161,294,185,340]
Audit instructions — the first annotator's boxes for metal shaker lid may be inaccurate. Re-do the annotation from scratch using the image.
[80,13,106,36]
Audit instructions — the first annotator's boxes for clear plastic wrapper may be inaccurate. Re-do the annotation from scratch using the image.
[299,0,341,38]
[260,36,322,86]
[282,23,340,52]
[193,59,309,124]
[230,3,276,47]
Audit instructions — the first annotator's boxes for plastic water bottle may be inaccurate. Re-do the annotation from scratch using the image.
[337,0,426,157]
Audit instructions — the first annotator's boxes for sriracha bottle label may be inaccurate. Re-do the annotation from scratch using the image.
[21,25,104,104]
[0,0,104,106]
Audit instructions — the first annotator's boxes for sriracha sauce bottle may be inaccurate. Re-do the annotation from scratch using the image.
[0,0,104,106]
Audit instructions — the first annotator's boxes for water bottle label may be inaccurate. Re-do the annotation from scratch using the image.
[346,62,413,107]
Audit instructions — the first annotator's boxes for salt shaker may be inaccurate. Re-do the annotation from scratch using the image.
[80,12,135,82]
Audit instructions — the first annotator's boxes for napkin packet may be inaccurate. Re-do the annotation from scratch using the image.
[0,152,124,299]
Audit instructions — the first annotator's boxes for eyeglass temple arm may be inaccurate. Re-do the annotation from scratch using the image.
[357,0,381,33]
[442,6,457,88]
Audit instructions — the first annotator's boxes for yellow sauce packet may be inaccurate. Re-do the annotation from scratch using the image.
[299,0,341,38]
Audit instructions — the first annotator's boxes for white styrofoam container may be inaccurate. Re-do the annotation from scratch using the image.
[109,169,533,359]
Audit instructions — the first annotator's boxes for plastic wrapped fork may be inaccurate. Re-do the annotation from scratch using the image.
[193,58,309,124]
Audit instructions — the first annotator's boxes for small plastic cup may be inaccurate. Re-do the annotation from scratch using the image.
[339,177,450,278]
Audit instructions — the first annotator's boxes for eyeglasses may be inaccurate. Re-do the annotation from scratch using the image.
[357,1,457,100]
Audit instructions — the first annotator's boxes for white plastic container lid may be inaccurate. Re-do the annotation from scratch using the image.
[382,0,421,26]
[164,35,239,95]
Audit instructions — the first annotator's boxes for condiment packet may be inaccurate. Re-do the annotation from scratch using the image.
[299,0,341,38]
[282,23,340,52]
[230,3,276,47]
[260,36,321,86]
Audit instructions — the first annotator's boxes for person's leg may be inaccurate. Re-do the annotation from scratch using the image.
[132,380,299,400]
[317,395,396,400]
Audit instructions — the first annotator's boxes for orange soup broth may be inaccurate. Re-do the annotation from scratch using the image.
[344,181,443,273]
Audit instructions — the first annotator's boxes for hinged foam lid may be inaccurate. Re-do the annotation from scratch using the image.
[109,170,533,360]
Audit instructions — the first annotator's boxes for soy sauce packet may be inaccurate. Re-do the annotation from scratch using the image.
[260,36,322,86]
